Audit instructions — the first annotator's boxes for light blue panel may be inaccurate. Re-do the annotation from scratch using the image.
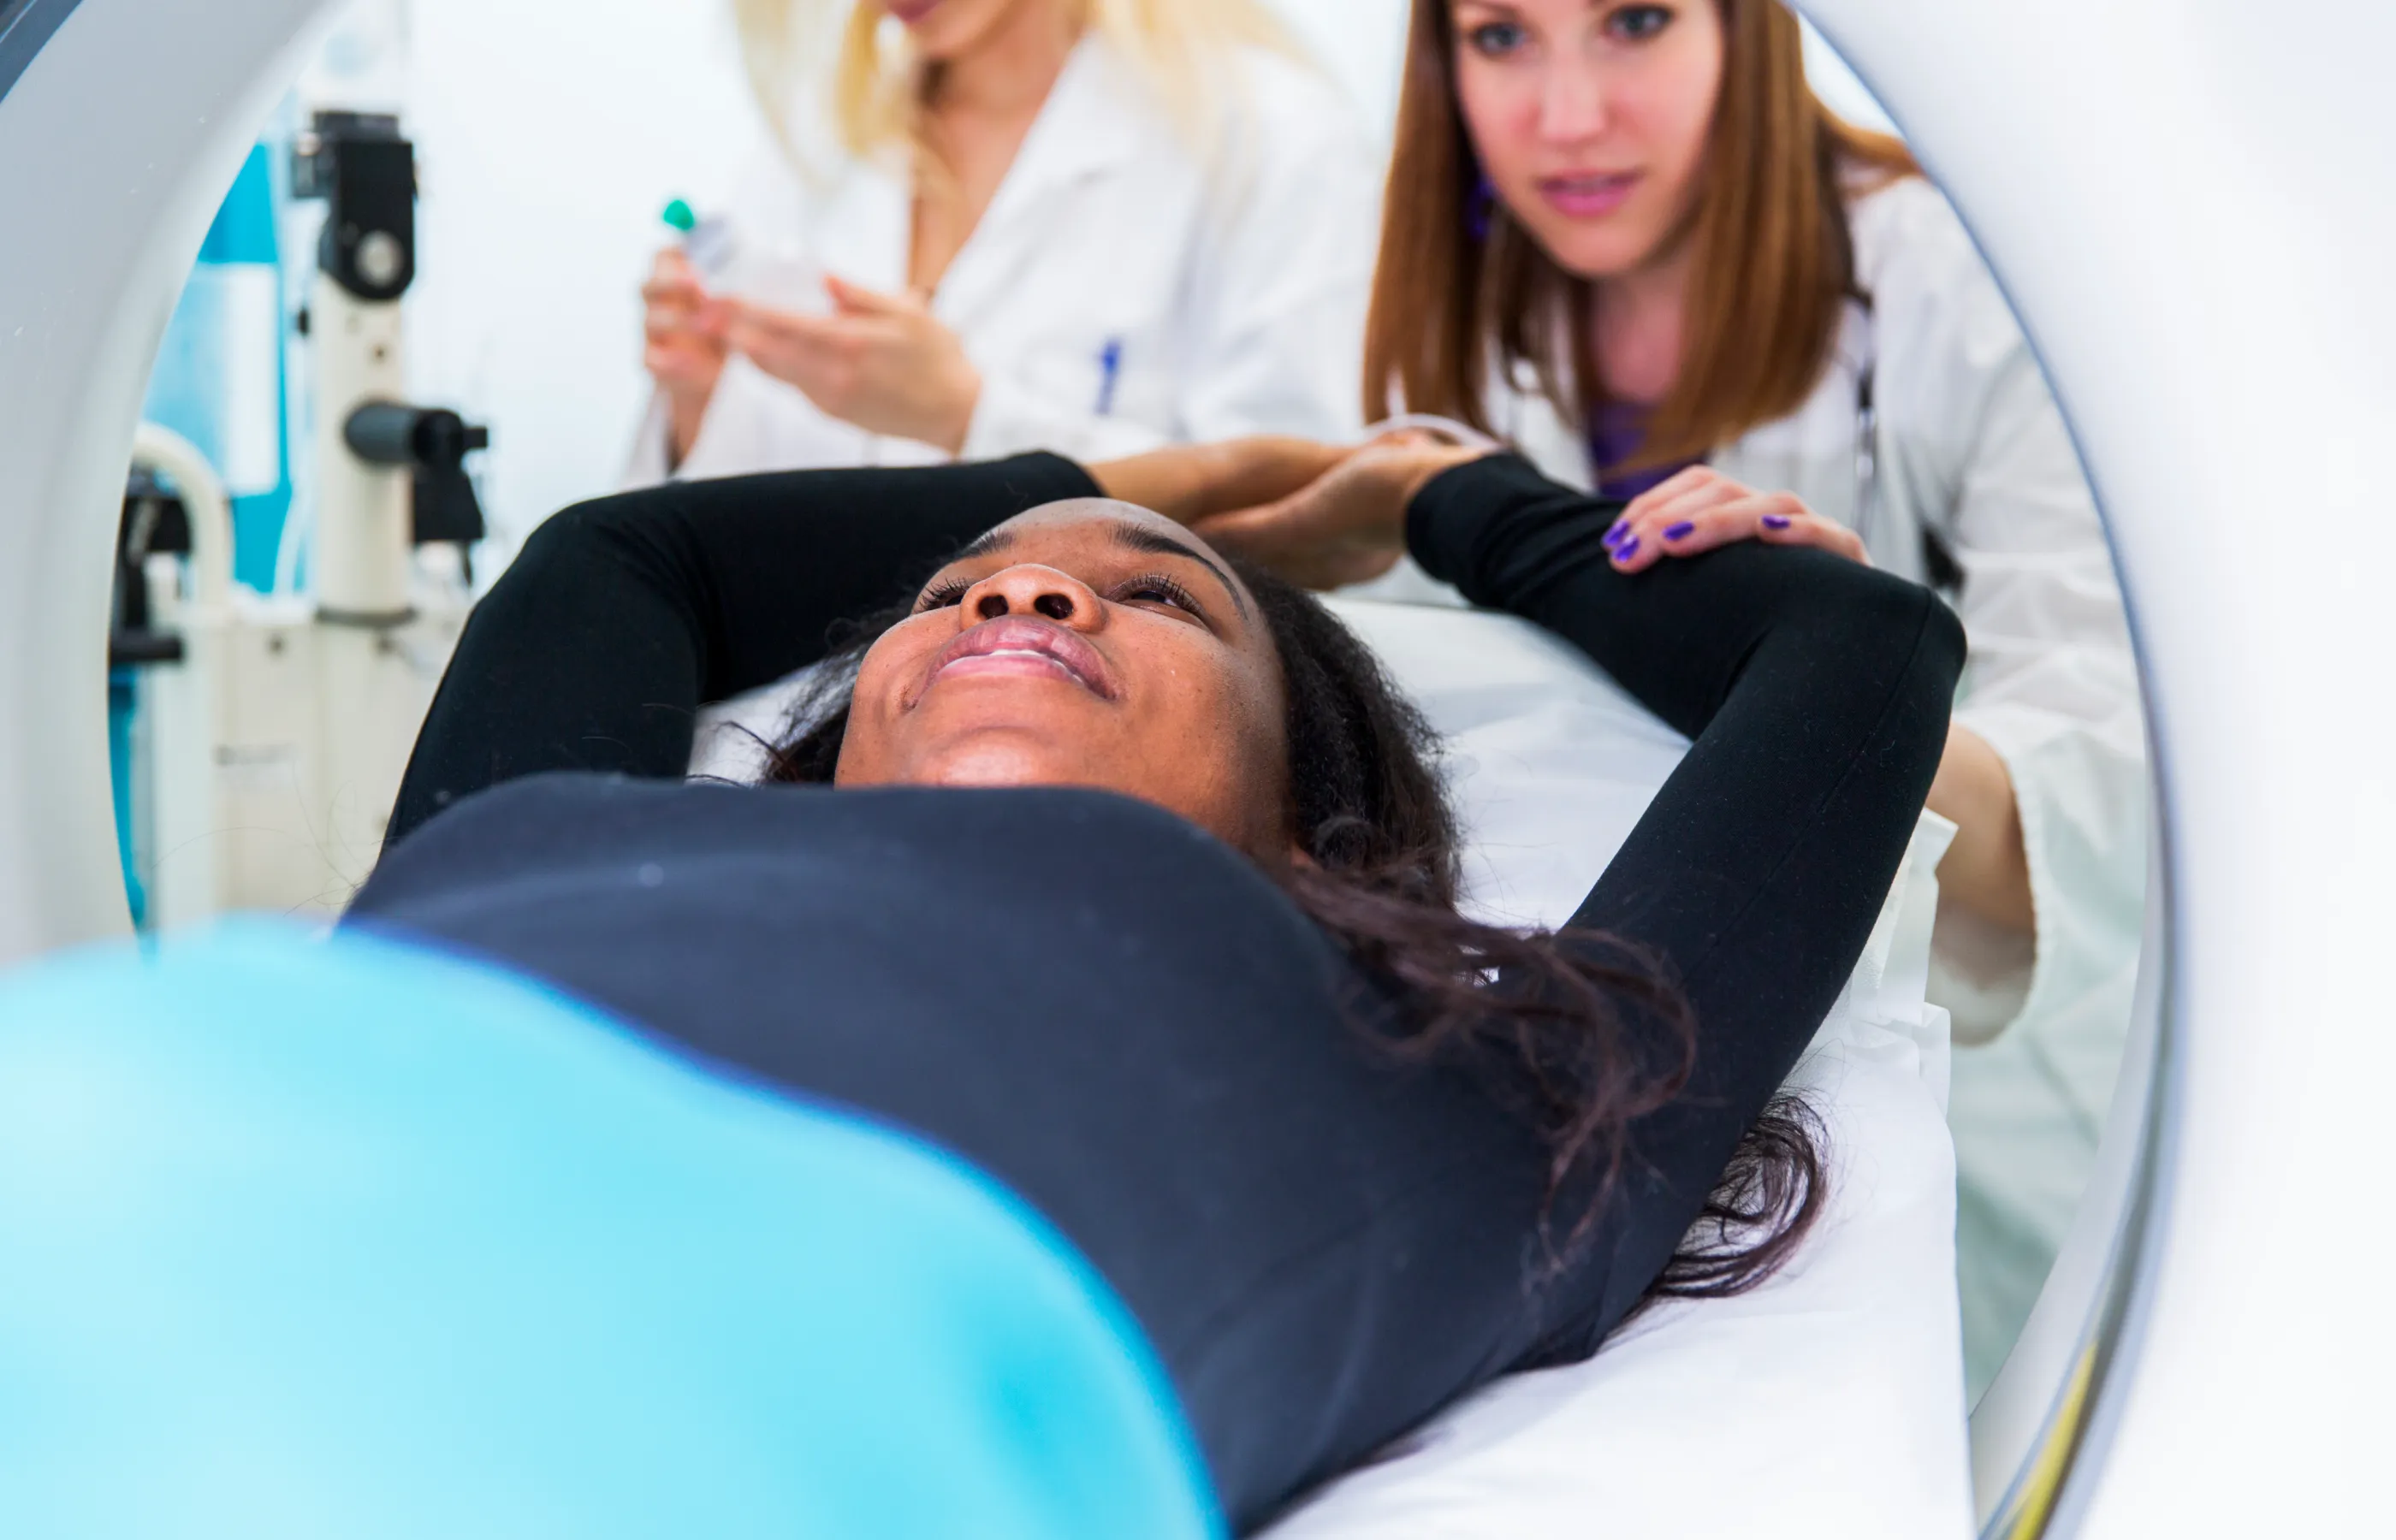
[103,666,142,928]
[141,141,290,591]
[0,921,1219,1540]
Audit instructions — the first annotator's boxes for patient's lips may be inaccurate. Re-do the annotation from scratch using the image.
[916,616,1118,704]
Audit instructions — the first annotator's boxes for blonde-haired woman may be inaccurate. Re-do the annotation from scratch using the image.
[1201,0,2146,1397]
[627,0,1378,482]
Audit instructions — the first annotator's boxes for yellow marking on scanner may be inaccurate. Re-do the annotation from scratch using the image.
[1994,1345,2098,1540]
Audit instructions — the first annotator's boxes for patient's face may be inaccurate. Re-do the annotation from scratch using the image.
[837,502,1294,866]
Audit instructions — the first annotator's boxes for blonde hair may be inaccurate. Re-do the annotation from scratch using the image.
[733,0,1304,170]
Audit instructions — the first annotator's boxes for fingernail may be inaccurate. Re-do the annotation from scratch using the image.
[1615,536,1640,560]
[1762,514,1791,530]
[1664,520,1695,542]
[1604,522,1631,547]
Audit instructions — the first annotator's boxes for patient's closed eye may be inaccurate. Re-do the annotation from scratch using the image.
[916,577,970,611]
[1112,573,1204,617]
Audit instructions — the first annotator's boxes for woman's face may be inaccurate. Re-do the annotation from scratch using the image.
[1448,0,1727,280]
[881,0,1041,65]
[837,501,1295,867]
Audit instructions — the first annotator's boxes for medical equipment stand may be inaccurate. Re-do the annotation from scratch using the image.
[131,110,485,927]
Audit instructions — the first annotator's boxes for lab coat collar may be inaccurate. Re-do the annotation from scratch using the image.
[932,33,1150,324]
[979,32,1148,222]
[805,32,1151,315]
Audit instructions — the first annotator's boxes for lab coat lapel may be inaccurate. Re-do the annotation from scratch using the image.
[932,35,1142,327]
[1711,300,1875,530]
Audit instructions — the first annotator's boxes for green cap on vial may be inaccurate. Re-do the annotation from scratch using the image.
[661,198,697,234]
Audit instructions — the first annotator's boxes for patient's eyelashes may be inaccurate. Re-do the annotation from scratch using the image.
[1111,572,1204,619]
[915,577,970,613]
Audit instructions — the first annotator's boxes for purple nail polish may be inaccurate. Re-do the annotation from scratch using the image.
[1604,522,1631,547]
[1616,536,1641,560]
[1664,520,1695,542]
[1761,513,1791,530]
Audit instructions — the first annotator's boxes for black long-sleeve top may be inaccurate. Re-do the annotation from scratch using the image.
[357,453,1962,1528]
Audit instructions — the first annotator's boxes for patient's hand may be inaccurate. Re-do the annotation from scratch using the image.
[1600,467,1868,572]
[1190,438,1485,590]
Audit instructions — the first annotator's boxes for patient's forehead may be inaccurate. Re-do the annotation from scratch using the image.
[999,498,1188,536]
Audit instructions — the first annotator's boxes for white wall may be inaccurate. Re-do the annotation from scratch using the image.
[1272,0,1410,129]
[396,0,776,551]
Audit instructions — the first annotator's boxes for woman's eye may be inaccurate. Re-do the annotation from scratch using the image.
[1115,575,1202,616]
[1462,20,1527,57]
[916,579,969,612]
[1608,3,1673,41]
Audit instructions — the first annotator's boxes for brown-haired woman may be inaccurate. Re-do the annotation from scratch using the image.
[1204,0,2146,1397]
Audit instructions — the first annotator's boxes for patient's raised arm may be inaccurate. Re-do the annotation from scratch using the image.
[1407,453,1966,1345]
[385,454,1100,844]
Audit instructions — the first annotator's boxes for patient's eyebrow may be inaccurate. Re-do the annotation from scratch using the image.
[953,527,1017,563]
[1109,522,1250,619]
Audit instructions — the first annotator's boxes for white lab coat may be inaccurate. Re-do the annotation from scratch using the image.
[626,34,1377,483]
[1356,174,2146,1396]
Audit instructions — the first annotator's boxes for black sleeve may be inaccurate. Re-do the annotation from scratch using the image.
[1407,453,1966,1345]
[386,453,1101,843]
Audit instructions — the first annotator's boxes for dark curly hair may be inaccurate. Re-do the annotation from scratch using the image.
[759,556,1823,1301]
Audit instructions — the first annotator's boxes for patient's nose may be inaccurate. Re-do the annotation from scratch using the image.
[964,565,1102,629]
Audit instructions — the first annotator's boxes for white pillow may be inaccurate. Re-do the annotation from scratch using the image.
[690,599,1973,1538]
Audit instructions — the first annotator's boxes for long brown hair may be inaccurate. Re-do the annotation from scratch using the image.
[757,558,1822,1297]
[1362,0,1917,469]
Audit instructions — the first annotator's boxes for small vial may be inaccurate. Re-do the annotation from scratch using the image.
[662,198,826,310]
[661,198,738,281]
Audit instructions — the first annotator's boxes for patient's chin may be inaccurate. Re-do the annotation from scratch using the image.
[898,731,1103,791]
